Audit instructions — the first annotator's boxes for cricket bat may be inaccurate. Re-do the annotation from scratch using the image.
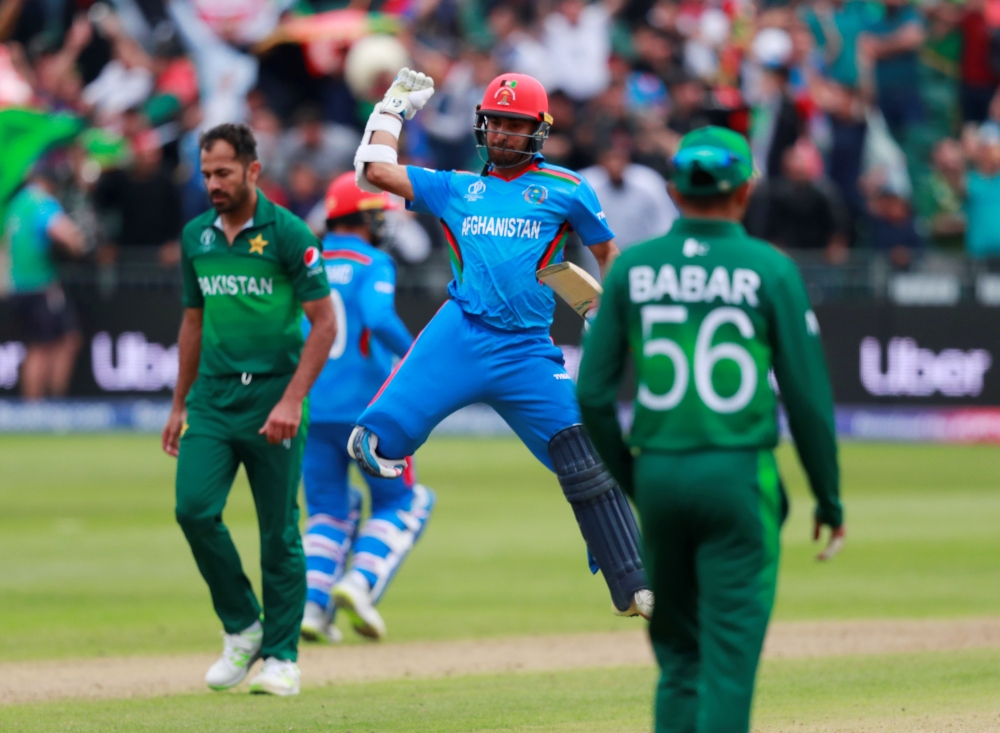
[537,262,602,318]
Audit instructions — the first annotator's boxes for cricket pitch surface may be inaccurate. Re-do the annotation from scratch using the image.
[3,618,1000,704]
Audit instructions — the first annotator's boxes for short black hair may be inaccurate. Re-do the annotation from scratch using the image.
[199,123,258,164]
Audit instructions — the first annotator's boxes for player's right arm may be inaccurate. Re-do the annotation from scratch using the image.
[355,68,434,201]
[163,307,202,457]
[365,131,414,201]
[163,234,204,457]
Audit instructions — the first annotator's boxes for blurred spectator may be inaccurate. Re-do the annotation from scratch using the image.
[863,184,923,268]
[919,0,962,140]
[580,138,677,250]
[2,164,85,399]
[286,161,322,220]
[666,71,708,135]
[542,0,622,102]
[488,4,549,84]
[94,129,182,267]
[959,0,1000,123]
[417,46,491,172]
[963,123,1000,257]
[804,0,882,90]
[914,137,966,249]
[177,101,210,222]
[750,28,803,178]
[814,79,869,233]
[59,144,104,253]
[746,143,849,263]
[273,104,360,186]
[858,0,927,143]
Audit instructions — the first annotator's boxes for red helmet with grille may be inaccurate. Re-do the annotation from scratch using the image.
[324,172,397,221]
[478,74,551,122]
[474,74,554,166]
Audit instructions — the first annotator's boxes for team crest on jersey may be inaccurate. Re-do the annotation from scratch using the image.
[304,247,321,268]
[465,179,486,202]
[523,184,548,205]
[494,79,517,106]
[200,229,216,249]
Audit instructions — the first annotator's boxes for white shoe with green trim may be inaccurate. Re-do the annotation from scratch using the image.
[205,621,262,690]
[300,601,343,643]
[333,574,387,640]
[249,657,301,696]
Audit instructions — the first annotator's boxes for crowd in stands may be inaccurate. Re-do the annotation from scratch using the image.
[2,0,1000,284]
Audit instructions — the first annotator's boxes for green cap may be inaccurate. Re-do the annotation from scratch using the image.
[670,126,754,196]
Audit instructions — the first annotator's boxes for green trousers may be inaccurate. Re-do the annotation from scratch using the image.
[633,449,786,733]
[175,373,307,662]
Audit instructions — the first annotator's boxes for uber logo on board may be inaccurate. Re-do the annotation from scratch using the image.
[859,337,992,398]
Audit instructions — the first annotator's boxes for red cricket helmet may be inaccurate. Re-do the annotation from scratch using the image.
[474,73,554,168]
[324,172,398,244]
[325,172,396,220]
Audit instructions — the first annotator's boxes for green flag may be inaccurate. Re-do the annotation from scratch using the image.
[0,108,83,222]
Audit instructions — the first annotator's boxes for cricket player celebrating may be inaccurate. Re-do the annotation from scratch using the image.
[300,172,434,644]
[162,123,336,696]
[348,69,651,618]
[576,126,846,732]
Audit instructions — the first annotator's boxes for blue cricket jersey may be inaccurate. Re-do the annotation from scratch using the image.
[305,233,413,424]
[406,156,615,331]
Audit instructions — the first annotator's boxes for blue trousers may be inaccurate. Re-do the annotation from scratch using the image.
[302,422,426,608]
[358,301,581,470]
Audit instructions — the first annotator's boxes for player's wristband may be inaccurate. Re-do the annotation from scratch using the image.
[367,110,402,138]
[355,144,398,165]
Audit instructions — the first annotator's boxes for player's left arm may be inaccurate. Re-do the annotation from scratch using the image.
[260,221,336,444]
[260,295,337,444]
[568,178,618,279]
[769,260,845,559]
[575,259,634,493]
[588,240,620,279]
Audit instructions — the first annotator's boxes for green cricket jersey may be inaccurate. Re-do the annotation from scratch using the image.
[577,217,841,527]
[181,191,330,377]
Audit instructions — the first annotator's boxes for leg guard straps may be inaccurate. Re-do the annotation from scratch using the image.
[549,425,648,612]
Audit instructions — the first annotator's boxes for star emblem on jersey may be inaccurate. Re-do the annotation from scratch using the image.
[200,229,216,249]
[248,234,269,255]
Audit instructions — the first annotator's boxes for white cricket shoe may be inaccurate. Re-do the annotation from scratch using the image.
[300,601,343,644]
[333,573,387,640]
[205,621,263,690]
[614,589,655,620]
[249,657,301,696]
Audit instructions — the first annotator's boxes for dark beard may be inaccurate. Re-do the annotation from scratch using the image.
[211,178,250,213]
[488,144,532,168]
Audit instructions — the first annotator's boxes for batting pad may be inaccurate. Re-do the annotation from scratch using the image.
[549,425,647,612]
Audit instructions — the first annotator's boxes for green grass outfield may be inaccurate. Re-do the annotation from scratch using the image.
[2,436,1000,730]
[2,651,1000,732]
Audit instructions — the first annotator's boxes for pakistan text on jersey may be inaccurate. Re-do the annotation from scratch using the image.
[198,275,274,296]
[461,216,543,238]
[629,265,761,307]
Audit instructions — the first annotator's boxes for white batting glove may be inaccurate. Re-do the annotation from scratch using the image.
[381,67,435,121]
